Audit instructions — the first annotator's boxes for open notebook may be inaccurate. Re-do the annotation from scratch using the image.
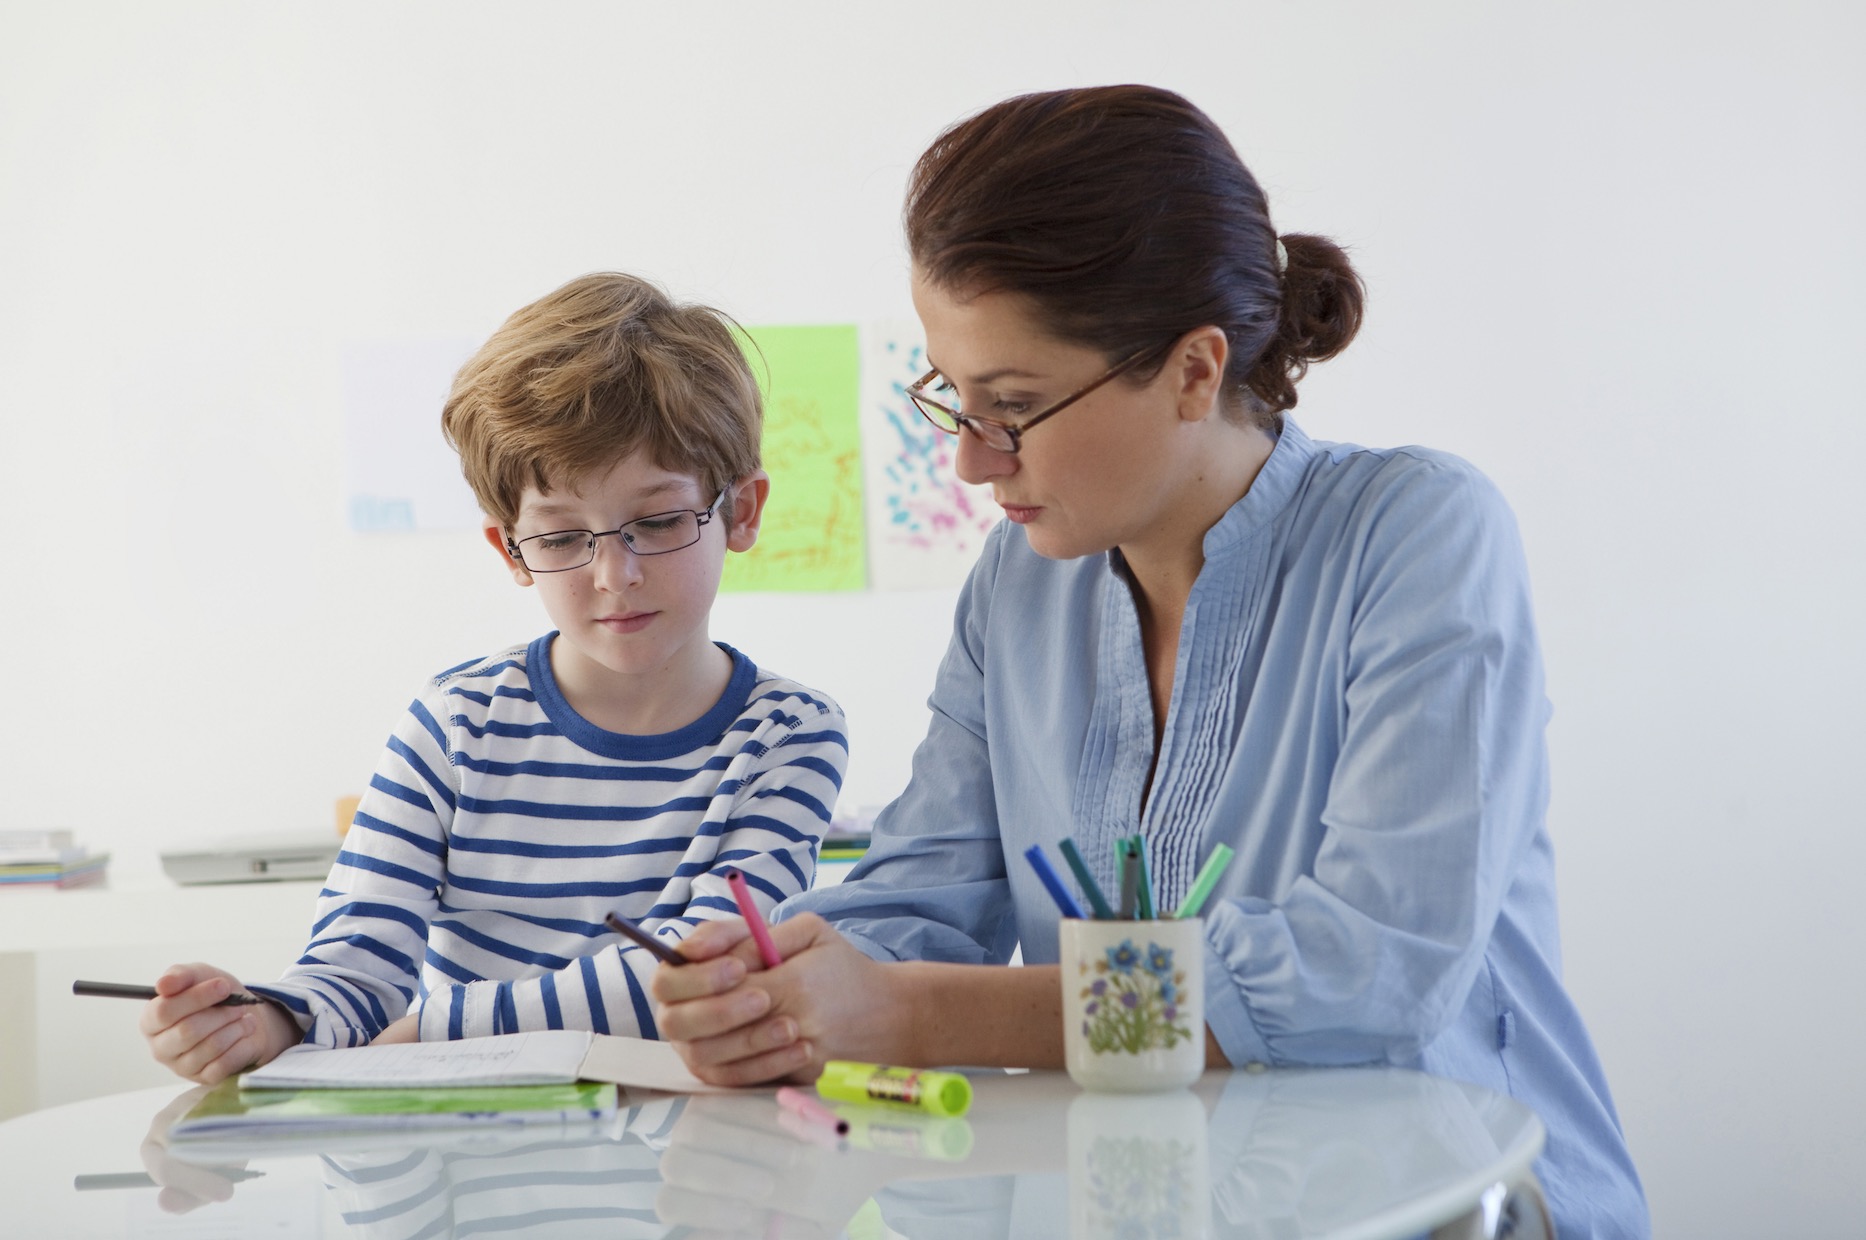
[241,1029,734,1094]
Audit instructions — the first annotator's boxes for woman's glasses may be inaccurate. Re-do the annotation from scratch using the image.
[905,343,1164,454]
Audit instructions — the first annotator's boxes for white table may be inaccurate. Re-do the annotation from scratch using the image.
[0,1066,1543,1239]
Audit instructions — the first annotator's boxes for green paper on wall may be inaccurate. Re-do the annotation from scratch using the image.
[723,325,866,592]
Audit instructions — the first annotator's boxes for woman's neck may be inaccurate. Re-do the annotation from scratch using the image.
[1119,420,1278,615]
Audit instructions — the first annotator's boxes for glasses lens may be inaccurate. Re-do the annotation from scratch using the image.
[620,510,701,555]
[912,394,962,434]
[519,531,595,571]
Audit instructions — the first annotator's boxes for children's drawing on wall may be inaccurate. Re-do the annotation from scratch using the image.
[341,338,481,532]
[722,325,867,593]
[859,322,1002,591]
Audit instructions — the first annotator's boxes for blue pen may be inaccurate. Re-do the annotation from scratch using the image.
[1024,844,1086,919]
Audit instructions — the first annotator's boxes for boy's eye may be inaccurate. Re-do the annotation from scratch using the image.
[536,532,588,551]
[631,515,684,533]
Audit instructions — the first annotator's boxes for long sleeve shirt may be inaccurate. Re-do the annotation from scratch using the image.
[778,421,1648,1238]
[254,636,846,1045]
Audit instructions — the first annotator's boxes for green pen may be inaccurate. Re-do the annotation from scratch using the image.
[1173,843,1235,918]
[1133,835,1155,920]
[1058,838,1114,920]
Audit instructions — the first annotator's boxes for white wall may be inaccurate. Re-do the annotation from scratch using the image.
[2,2,1860,1233]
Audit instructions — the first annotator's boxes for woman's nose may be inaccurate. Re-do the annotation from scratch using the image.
[954,425,1017,487]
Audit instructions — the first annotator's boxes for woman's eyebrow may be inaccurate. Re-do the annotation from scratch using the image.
[927,357,1045,385]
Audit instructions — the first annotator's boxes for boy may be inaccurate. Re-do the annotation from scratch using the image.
[141,273,848,1083]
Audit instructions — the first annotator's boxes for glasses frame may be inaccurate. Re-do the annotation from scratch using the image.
[905,341,1168,454]
[505,490,725,573]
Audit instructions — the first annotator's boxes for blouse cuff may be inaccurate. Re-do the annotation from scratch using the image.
[1202,940,1274,1070]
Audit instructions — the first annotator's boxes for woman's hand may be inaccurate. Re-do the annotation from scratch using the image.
[652,913,913,1087]
[138,963,300,1085]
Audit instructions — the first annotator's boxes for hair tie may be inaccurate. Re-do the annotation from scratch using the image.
[1274,237,1288,274]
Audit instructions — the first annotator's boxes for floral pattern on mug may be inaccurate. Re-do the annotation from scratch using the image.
[1078,937,1193,1054]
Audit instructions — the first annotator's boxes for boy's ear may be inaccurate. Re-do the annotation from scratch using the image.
[483,518,534,586]
[724,470,771,554]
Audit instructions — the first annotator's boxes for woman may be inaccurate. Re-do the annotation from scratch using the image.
[653,85,1648,1236]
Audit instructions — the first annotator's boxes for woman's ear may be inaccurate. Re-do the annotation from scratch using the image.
[724,470,771,554]
[1172,326,1231,424]
[483,518,534,586]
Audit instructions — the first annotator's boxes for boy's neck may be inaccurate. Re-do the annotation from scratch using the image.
[549,635,736,737]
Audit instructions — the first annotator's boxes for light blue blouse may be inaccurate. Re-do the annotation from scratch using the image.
[780,421,1648,1237]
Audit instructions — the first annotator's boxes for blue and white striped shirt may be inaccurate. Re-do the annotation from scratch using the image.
[254,635,847,1046]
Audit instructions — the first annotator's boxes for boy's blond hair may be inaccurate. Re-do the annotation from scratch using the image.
[443,272,762,530]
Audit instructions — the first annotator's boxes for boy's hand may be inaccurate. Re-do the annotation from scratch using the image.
[370,1013,420,1045]
[652,914,910,1087]
[138,963,299,1085]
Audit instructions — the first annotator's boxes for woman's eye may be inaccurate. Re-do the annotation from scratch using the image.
[992,399,1032,416]
[932,377,957,395]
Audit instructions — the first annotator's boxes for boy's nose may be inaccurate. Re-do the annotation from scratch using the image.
[590,533,646,591]
[954,425,1017,487]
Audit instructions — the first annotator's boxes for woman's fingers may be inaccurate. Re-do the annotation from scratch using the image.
[687,1039,815,1089]
[652,951,748,1008]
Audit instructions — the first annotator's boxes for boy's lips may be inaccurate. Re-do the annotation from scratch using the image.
[597,612,656,633]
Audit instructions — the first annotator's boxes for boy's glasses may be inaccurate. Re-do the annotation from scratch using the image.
[506,492,723,573]
[904,342,1166,455]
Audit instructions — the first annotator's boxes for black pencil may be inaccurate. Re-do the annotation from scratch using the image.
[72,980,267,1006]
[604,913,687,966]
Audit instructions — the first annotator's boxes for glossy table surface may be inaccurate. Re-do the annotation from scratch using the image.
[0,1066,1542,1238]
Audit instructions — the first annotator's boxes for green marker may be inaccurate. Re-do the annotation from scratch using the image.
[1057,837,1114,920]
[1173,843,1236,919]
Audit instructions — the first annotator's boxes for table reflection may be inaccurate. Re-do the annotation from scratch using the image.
[109,1067,1537,1240]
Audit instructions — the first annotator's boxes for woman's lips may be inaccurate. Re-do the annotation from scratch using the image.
[1000,504,1041,525]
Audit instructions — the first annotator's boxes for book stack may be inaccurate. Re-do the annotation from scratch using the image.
[0,829,109,889]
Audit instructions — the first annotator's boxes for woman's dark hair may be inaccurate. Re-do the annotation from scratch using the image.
[905,85,1364,429]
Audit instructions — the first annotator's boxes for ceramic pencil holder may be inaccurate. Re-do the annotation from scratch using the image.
[1060,917,1204,1092]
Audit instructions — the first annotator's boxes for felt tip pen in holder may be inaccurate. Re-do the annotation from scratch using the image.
[1173,843,1236,919]
[603,913,686,967]
[723,868,783,969]
[1118,842,1140,919]
[1133,835,1156,920]
[1057,837,1114,920]
[72,981,267,1006]
[816,1061,973,1118]
[1023,845,1085,920]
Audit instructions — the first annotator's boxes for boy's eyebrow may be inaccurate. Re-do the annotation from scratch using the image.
[520,481,694,520]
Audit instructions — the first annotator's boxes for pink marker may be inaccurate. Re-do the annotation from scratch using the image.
[724,868,783,969]
[777,1085,849,1135]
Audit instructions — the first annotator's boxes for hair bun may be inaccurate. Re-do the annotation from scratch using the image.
[1244,233,1366,415]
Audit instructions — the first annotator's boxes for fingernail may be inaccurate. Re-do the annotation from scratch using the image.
[764,1018,796,1047]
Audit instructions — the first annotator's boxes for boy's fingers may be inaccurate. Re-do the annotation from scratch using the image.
[140,975,234,1038]
[155,1008,248,1078]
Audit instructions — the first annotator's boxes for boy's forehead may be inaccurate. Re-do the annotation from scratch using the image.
[519,460,705,517]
